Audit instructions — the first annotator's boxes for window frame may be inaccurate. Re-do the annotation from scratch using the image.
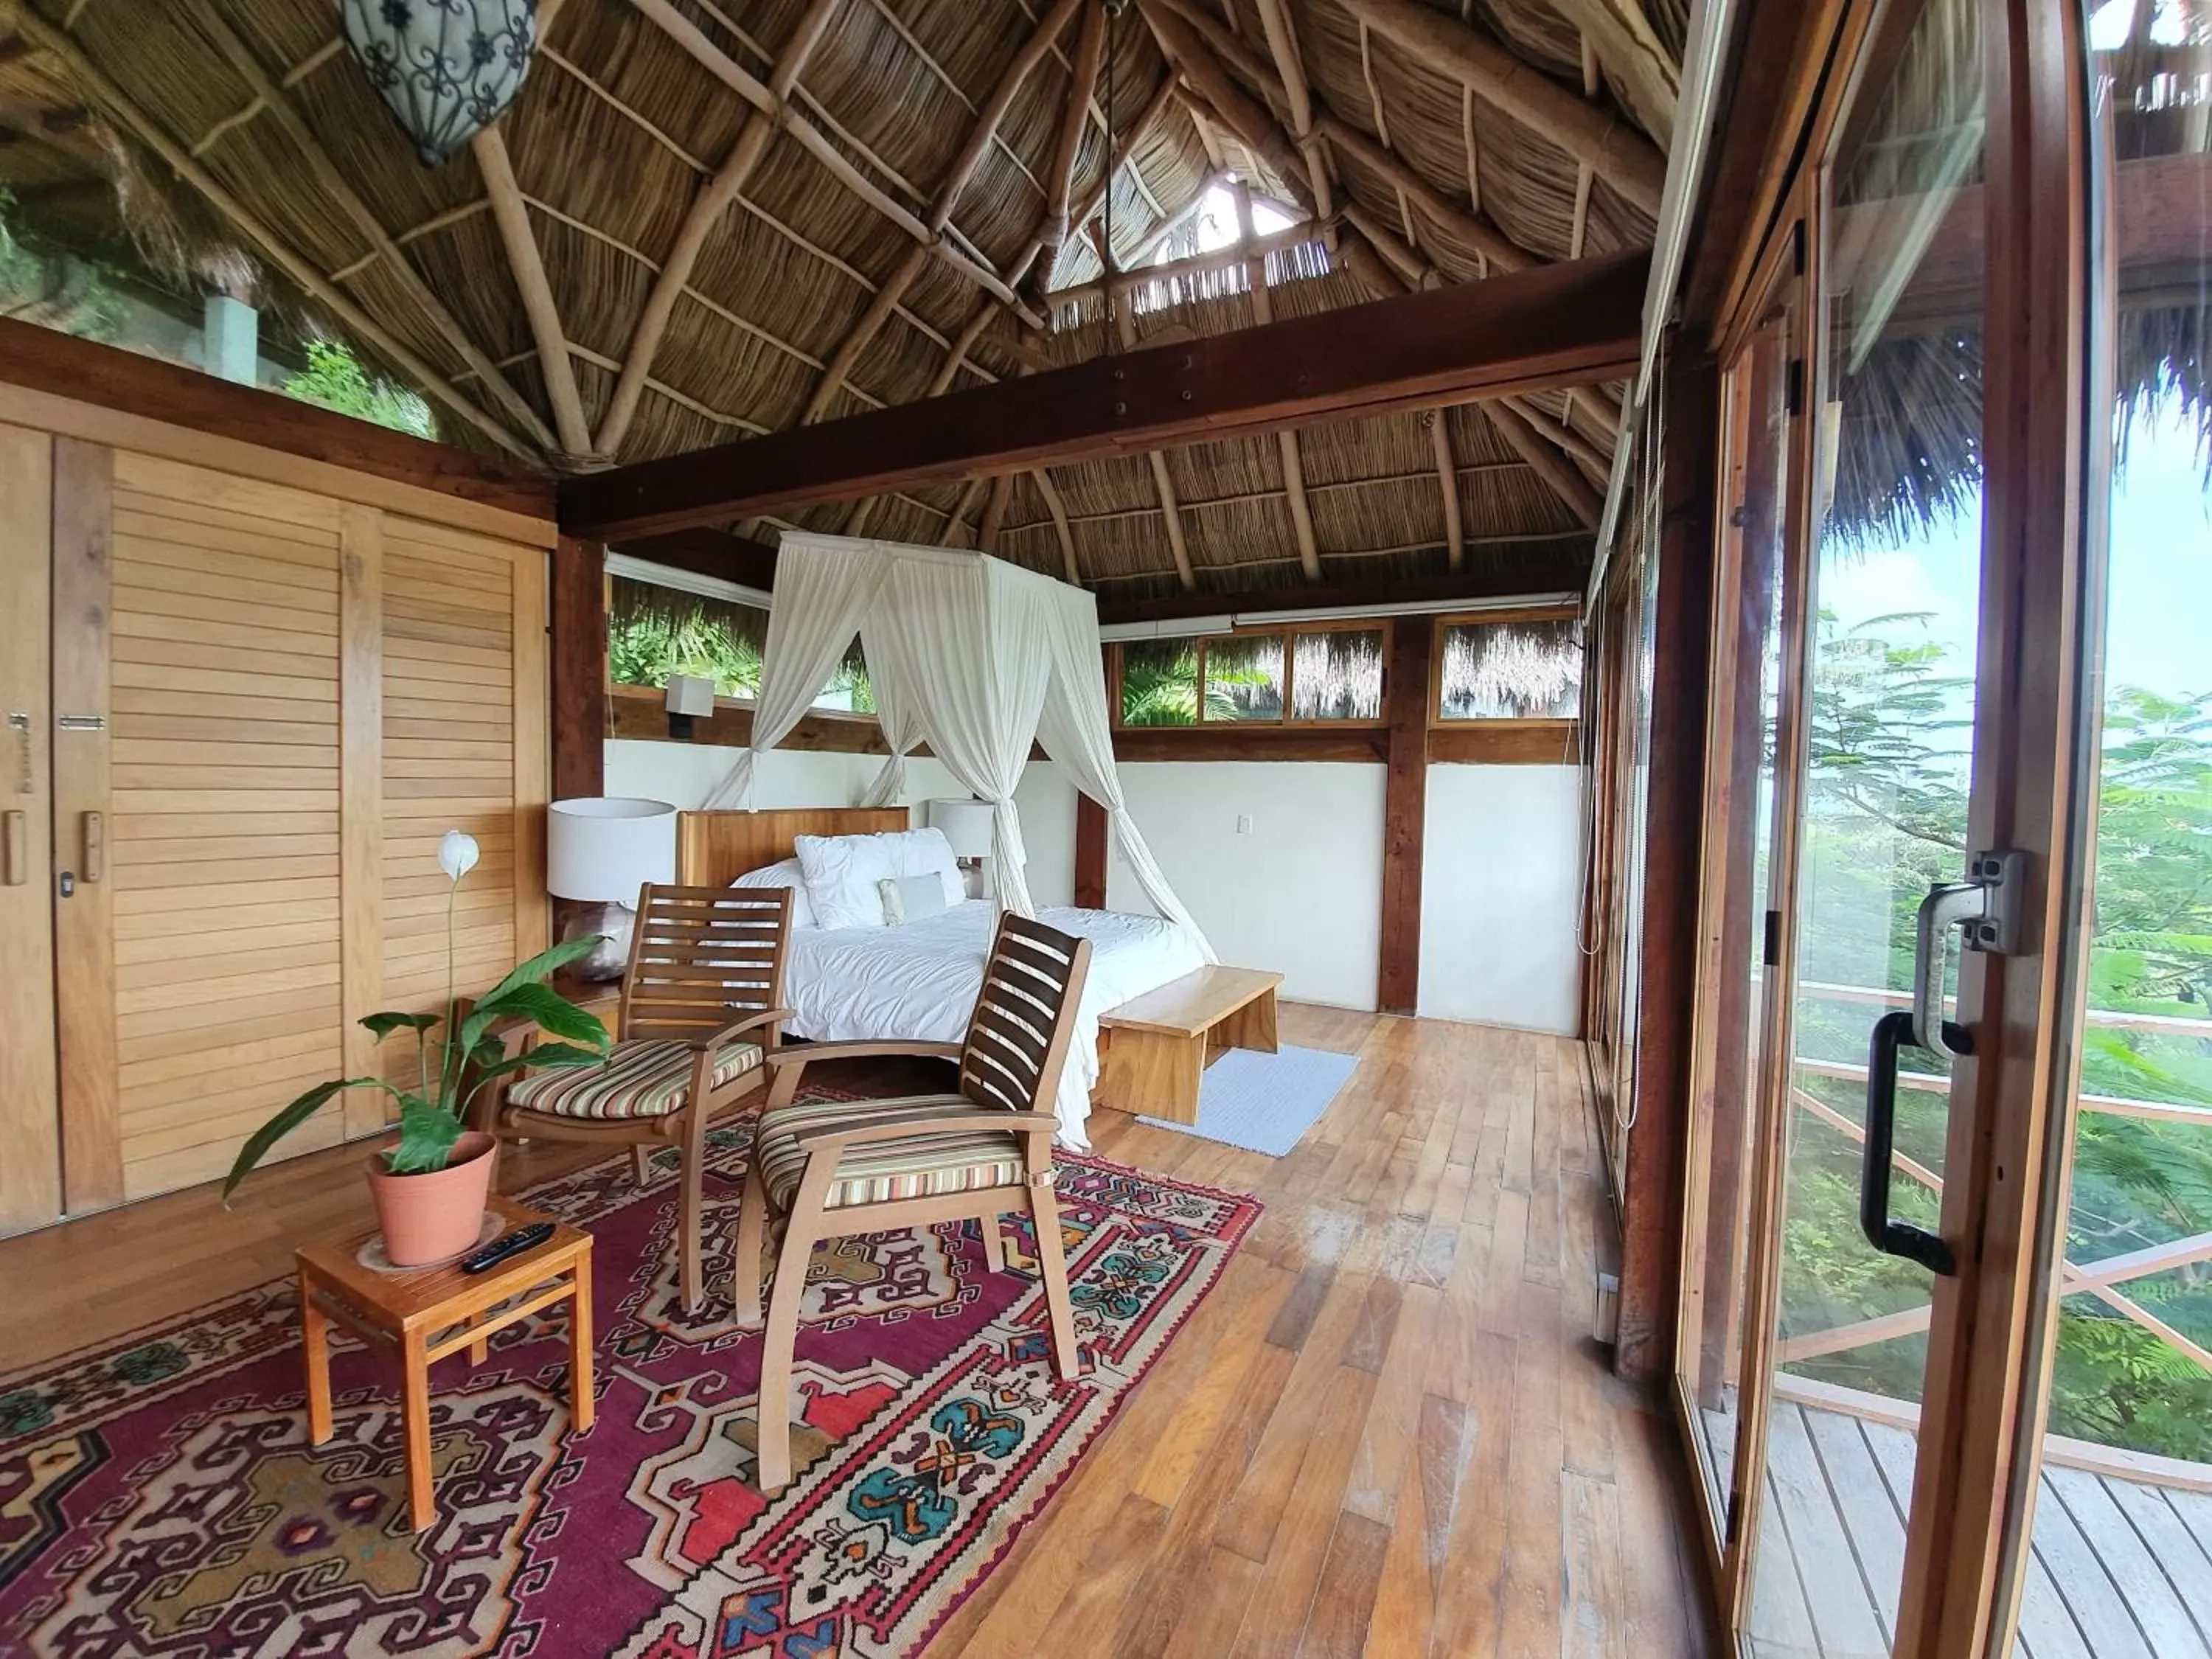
[1427,603,1586,730]
[1110,618,1390,730]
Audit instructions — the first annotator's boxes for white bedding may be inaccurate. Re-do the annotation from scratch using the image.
[780,900,1206,1148]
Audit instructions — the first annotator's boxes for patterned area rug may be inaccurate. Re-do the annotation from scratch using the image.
[0,1107,1260,1658]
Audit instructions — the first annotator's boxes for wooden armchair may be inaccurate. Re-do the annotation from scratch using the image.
[737,913,1094,1492]
[497,884,793,1313]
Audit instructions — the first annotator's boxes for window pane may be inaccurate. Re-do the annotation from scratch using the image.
[1120,639,1200,726]
[1291,628,1384,720]
[1203,633,1286,721]
[1439,619,1584,719]
[607,577,767,697]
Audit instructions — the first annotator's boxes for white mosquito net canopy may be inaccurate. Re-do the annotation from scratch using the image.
[703,531,1214,960]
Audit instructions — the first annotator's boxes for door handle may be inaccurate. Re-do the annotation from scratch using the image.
[81,810,103,883]
[1910,849,2026,1058]
[2,809,23,886]
[1862,1010,1959,1274]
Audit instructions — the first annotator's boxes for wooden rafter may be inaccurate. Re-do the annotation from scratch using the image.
[1318,113,1528,273]
[11,8,534,460]
[1048,216,1327,310]
[1430,408,1464,570]
[976,473,1016,552]
[1139,1,1312,213]
[627,0,1043,326]
[1250,0,1334,226]
[1049,72,1181,290]
[472,124,594,459]
[596,0,838,456]
[1032,467,1081,582]
[1485,398,1602,528]
[803,241,931,423]
[1040,0,1108,251]
[560,249,1647,538]
[1107,247,1198,591]
[1549,0,1681,142]
[1336,0,1665,215]
[930,0,1085,235]
[1235,184,1322,583]
[940,476,989,547]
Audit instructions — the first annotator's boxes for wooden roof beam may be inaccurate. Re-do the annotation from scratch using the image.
[1236,183,1321,584]
[1485,397,1603,528]
[627,0,1043,327]
[1251,0,1334,226]
[1040,1,1109,251]
[1549,0,1680,144]
[11,7,535,461]
[1032,467,1082,583]
[1430,409,1465,571]
[597,0,838,456]
[1140,1,1313,214]
[561,248,1648,539]
[471,125,595,460]
[802,240,931,423]
[1335,0,1666,215]
[931,0,1085,235]
[1318,112,1529,273]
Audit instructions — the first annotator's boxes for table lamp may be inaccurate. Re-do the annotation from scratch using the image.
[547,796,677,979]
[926,797,995,898]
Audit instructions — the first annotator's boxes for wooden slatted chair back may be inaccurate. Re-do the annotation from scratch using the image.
[619,884,793,1045]
[958,915,1094,1116]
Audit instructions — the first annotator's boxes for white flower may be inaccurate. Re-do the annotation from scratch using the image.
[438,830,480,882]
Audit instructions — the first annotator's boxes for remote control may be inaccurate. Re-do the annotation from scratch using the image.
[459,1222,556,1274]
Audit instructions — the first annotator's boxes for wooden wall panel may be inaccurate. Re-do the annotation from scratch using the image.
[378,517,527,1101]
[105,451,347,1201]
[339,505,386,1138]
[0,424,59,1235]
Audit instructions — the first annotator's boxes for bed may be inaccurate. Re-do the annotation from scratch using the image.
[675,808,1208,1147]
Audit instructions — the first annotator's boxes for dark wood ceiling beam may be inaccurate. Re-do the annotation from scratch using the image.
[1093,560,1587,625]
[560,248,1647,539]
[613,526,780,590]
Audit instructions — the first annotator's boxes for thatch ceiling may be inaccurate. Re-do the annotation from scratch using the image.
[0,0,1683,597]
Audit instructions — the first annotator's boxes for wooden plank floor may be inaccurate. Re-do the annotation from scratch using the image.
[1745,1399,2212,1659]
[0,1006,1716,1658]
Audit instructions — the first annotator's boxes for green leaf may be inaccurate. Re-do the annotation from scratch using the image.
[473,981,611,1047]
[387,1099,465,1174]
[477,936,605,1010]
[359,1010,442,1040]
[223,1078,389,1203]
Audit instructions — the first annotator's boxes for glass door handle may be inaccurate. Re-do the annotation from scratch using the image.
[1910,849,2027,1058]
[1863,1010,1961,1274]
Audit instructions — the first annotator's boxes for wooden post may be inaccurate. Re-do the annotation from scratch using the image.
[1075,794,1109,909]
[1377,615,1433,1015]
[551,536,606,804]
[1615,340,1721,1383]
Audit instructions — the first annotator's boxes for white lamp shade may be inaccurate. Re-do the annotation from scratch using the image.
[926,797,995,860]
[547,797,677,903]
[666,673,717,717]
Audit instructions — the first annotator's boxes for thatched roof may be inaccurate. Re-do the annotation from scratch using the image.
[0,0,1683,597]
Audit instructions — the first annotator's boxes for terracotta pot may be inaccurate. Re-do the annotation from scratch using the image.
[366,1131,498,1267]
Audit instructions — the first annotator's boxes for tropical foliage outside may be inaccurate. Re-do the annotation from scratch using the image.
[279,338,435,439]
[1780,613,2212,1462]
[607,587,874,712]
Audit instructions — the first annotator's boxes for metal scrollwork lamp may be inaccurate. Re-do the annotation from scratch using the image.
[341,0,539,167]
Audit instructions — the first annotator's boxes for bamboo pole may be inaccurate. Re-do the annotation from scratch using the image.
[11,9,535,460]
[1430,409,1465,570]
[627,0,1043,325]
[1335,0,1666,215]
[596,0,837,455]
[1041,1,1108,251]
[1486,398,1603,528]
[471,124,594,459]
[1032,467,1082,582]
[928,0,1085,235]
[174,0,560,453]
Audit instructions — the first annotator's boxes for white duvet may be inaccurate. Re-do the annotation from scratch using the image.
[780,900,1206,1148]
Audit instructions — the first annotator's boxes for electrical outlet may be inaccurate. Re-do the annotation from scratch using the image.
[1235,813,1253,834]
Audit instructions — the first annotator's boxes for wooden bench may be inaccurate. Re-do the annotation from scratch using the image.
[1095,966,1284,1125]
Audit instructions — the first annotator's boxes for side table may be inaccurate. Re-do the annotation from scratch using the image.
[294,1192,594,1531]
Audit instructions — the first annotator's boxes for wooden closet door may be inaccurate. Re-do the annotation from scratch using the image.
[0,423,59,1235]
[92,451,351,1203]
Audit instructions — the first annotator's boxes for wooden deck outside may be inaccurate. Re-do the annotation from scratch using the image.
[1726,1393,2212,1659]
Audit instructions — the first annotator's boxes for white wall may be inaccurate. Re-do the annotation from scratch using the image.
[1419,764,1585,1034]
[602,740,1079,904]
[1106,761,1387,1010]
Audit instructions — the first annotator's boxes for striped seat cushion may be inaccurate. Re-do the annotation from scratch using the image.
[506,1038,763,1120]
[753,1093,1032,1211]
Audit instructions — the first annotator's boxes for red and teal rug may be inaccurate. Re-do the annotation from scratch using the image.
[0,1110,1259,1657]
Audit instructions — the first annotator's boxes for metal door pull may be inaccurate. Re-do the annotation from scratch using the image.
[58,714,105,731]
[2,809,24,886]
[82,810,103,883]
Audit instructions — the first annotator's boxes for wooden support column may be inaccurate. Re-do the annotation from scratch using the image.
[1075,794,1109,909]
[1377,614,1432,1015]
[551,536,607,804]
[1615,339,1719,1384]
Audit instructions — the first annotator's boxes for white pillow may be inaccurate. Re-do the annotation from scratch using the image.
[794,828,964,929]
[879,873,950,925]
[731,858,815,929]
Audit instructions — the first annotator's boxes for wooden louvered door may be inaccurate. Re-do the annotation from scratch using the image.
[24,440,550,1231]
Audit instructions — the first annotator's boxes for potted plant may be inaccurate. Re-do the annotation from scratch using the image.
[223,830,613,1265]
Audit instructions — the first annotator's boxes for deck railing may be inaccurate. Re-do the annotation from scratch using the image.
[1776,982,2212,1432]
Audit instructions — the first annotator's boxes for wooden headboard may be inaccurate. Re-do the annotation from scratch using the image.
[675,807,911,886]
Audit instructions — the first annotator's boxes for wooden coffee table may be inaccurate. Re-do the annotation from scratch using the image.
[294,1193,594,1531]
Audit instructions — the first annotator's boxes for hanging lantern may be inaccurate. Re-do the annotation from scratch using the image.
[341,0,539,167]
